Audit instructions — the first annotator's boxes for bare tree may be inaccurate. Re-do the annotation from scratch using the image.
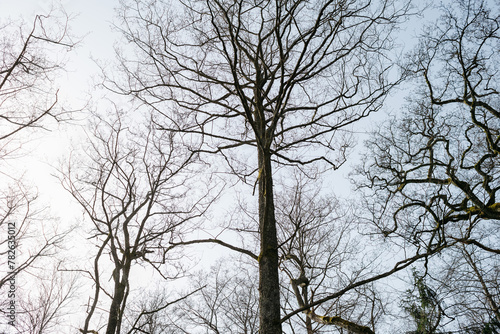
[354,0,500,332]
[0,183,69,334]
[0,8,76,331]
[60,110,212,334]
[171,258,259,334]
[106,0,411,332]
[413,243,500,333]
[356,0,500,249]
[276,176,384,334]
[450,245,500,332]
[13,265,80,334]
[0,9,75,149]
[165,175,389,334]
[121,285,204,334]
[460,246,500,327]
[0,184,65,288]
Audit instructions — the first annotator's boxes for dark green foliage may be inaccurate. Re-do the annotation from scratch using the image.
[481,321,500,334]
[401,270,444,334]
[465,319,500,334]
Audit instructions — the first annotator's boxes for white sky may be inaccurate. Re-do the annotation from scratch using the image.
[0,0,120,215]
[0,3,124,332]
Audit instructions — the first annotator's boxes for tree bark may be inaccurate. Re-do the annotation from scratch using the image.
[106,263,130,334]
[258,146,282,334]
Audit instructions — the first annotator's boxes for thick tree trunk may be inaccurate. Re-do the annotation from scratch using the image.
[258,147,282,334]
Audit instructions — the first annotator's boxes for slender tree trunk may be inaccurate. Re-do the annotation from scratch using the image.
[463,248,500,324]
[306,317,314,334]
[106,264,130,334]
[258,146,282,334]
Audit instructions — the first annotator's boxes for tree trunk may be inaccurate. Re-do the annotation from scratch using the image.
[106,265,129,334]
[306,316,314,334]
[258,147,282,334]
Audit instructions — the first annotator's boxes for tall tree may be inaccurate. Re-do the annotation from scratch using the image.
[168,176,386,334]
[60,110,211,334]
[108,0,410,332]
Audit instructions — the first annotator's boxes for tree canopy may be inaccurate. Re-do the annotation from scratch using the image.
[1,1,499,333]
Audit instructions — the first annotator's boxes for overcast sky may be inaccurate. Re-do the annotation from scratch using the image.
[0,0,118,202]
